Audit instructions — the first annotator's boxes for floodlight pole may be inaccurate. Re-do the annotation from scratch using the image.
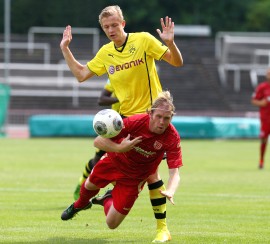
[4,0,11,84]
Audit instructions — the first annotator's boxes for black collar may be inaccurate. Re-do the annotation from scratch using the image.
[114,33,129,52]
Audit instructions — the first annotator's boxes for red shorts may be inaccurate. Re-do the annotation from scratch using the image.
[260,120,270,139]
[89,154,146,215]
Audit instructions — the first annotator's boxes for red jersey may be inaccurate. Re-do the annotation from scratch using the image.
[107,113,183,180]
[252,81,270,121]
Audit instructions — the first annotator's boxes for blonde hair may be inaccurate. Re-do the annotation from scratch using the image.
[98,5,124,26]
[150,91,175,115]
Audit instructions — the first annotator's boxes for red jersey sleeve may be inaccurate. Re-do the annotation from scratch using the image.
[165,125,183,169]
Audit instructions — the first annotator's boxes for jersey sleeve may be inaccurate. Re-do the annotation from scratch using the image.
[87,48,107,76]
[166,129,183,169]
[143,32,168,61]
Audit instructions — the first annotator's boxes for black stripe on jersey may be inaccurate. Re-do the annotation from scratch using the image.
[144,52,153,105]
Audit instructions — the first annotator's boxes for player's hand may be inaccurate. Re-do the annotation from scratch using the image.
[118,134,142,152]
[60,25,72,50]
[160,190,175,205]
[156,16,175,45]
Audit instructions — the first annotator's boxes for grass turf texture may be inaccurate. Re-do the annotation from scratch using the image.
[0,138,269,243]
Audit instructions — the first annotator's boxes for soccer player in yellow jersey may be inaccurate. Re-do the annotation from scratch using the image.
[60,5,183,243]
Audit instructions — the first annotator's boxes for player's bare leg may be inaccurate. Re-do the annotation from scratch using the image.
[259,137,267,169]
[91,189,126,229]
[106,204,126,229]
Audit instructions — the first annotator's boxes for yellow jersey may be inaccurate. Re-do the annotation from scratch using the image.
[87,32,168,117]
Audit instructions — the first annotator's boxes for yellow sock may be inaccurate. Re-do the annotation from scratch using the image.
[78,176,86,185]
[148,180,168,231]
[78,160,92,185]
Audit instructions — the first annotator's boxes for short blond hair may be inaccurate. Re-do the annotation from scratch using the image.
[98,5,124,26]
[150,91,175,115]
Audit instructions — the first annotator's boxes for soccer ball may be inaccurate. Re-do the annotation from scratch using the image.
[93,109,123,138]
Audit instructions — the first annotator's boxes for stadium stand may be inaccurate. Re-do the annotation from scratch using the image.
[216,32,270,92]
[0,31,267,126]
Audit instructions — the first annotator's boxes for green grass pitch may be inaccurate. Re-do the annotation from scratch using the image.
[0,138,269,243]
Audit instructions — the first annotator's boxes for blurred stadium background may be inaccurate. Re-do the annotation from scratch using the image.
[1,0,270,138]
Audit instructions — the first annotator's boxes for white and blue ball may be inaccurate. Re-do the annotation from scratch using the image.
[93,109,123,138]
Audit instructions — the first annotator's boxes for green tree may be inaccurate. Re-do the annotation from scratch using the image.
[1,0,269,35]
[246,0,270,31]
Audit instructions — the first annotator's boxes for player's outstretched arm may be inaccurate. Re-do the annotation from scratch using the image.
[94,134,142,153]
[60,25,94,82]
[160,168,180,205]
[157,17,183,67]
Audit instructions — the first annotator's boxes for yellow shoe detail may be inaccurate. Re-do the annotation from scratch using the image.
[152,229,171,243]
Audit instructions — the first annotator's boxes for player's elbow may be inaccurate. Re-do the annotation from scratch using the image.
[75,75,87,83]
[106,219,121,229]
[77,75,88,83]
[93,137,106,151]
[76,66,93,82]
[93,138,100,148]
[174,58,183,67]
[97,98,106,106]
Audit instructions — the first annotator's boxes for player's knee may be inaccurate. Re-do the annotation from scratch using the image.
[147,172,161,184]
[106,219,120,229]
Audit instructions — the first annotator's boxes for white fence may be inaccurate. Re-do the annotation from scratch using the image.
[215,32,270,91]
[0,42,51,63]
[174,25,211,36]
[27,26,100,54]
[0,62,106,107]
[0,26,103,107]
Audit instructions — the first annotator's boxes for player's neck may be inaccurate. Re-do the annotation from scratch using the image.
[114,32,128,48]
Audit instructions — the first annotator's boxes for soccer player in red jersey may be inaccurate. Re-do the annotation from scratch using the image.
[61,91,182,241]
[60,5,183,242]
[251,68,270,169]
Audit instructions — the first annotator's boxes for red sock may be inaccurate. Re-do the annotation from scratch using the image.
[260,141,267,166]
[74,183,99,209]
[103,197,113,216]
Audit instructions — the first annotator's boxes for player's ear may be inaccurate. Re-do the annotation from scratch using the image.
[122,20,126,28]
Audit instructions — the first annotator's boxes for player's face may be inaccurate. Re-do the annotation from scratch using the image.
[149,106,173,134]
[101,15,126,46]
